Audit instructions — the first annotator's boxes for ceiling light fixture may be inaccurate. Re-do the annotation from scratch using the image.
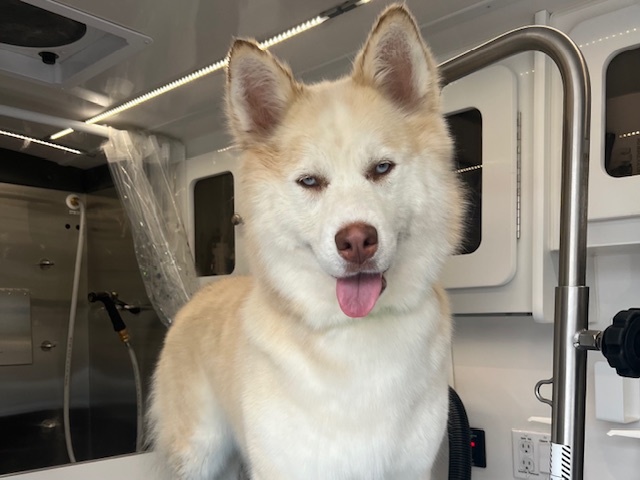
[1,129,82,154]
[49,0,373,141]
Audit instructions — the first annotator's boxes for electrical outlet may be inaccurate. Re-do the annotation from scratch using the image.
[511,429,551,479]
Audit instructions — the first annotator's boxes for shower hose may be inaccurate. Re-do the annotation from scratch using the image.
[62,195,85,463]
[63,196,144,462]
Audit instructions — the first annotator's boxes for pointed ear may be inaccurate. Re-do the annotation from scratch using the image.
[352,5,439,110]
[226,39,300,146]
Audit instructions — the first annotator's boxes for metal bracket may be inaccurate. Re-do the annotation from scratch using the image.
[574,329,602,351]
[535,377,554,407]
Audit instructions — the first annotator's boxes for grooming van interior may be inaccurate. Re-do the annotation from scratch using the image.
[1,0,640,479]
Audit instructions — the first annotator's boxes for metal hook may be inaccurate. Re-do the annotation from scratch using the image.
[231,213,244,226]
[535,378,553,407]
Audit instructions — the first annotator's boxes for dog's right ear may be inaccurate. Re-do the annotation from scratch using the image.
[226,40,300,147]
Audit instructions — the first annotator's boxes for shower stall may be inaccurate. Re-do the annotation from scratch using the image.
[0,156,166,475]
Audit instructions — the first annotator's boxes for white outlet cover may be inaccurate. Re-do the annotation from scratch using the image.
[511,429,551,479]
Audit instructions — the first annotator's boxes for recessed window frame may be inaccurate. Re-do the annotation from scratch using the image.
[193,171,236,277]
[447,107,483,256]
[604,46,640,178]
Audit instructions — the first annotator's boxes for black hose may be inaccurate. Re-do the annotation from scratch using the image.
[448,386,472,480]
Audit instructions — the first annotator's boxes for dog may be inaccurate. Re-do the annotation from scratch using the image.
[148,4,463,479]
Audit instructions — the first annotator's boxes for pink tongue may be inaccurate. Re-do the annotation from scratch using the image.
[336,273,383,318]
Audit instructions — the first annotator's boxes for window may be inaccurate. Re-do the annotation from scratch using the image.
[605,46,640,177]
[447,108,482,255]
[193,172,235,276]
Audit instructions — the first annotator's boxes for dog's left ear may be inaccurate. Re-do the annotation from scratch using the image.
[352,5,439,110]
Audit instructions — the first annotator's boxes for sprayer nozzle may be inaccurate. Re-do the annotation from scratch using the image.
[118,329,130,343]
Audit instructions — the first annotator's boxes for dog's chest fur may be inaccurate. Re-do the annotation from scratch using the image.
[231,288,450,479]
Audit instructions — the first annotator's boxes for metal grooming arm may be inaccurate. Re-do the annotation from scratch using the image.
[438,26,591,480]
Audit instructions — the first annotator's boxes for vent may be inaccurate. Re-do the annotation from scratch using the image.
[0,0,152,86]
[1,0,87,48]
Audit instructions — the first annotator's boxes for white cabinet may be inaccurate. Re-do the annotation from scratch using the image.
[550,5,640,251]
[441,65,519,290]
[184,150,249,284]
[441,58,539,317]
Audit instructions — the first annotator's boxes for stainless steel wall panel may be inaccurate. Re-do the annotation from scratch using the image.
[0,183,90,417]
[0,289,32,366]
[0,183,91,474]
[0,182,166,474]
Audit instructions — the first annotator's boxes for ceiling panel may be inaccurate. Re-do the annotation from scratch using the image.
[0,0,610,167]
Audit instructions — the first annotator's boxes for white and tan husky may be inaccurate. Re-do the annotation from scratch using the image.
[149,4,463,479]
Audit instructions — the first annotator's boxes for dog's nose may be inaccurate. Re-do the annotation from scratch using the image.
[335,222,378,264]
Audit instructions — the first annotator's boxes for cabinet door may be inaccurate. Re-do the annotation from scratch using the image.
[186,150,248,281]
[441,65,519,289]
[570,5,640,222]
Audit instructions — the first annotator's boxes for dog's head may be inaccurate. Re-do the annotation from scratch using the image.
[226,5,463,326]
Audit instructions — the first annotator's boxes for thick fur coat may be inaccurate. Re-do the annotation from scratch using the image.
[148,4,464,479]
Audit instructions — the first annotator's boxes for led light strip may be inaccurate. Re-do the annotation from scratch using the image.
[49,0,375,141]
[216,145,236,153]
[51,58,230,140]
[619,130,640,139]
[1,129,82,154]
[258,16,327,50]
[579,27,638,48]
[456,164,483,174]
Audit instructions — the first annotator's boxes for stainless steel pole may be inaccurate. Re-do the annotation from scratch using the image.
[438,26,591,480]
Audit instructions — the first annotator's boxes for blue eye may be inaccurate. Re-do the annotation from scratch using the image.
[376,162,391,174]
[299,175,318,188]
[367,160,395,181]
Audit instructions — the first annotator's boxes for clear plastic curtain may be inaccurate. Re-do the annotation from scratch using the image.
[102,129,198,326]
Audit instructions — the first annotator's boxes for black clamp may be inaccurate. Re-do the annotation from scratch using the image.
[601,308,640,378]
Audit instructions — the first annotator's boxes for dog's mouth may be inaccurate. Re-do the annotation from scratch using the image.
[336,273,387,318]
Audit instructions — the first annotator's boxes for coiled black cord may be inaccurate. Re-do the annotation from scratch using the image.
[448,386,472,480]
